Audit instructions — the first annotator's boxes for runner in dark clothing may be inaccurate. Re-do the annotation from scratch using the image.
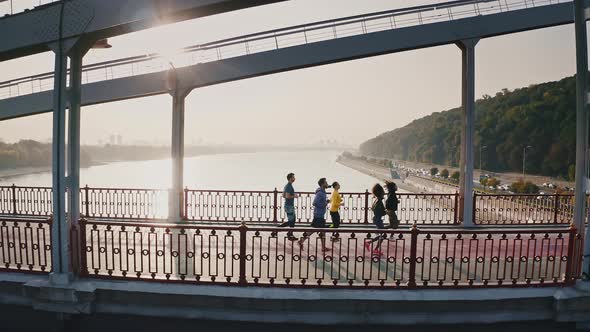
[365,183,387,257]
[385,181,400,229]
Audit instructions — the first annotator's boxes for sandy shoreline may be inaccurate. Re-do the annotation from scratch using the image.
[0,166,52,180]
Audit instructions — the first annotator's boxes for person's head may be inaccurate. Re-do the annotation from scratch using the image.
[332,181,340,190]
[385,181,397,193]
[372,183,385,199]
[318,177,330,189]
[287,173,295,183]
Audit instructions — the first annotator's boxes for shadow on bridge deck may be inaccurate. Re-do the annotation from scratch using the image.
[0,303,578,332]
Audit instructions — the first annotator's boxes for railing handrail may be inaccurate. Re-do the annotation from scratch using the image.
[0,0,562,90]
[83,185,166,192]
[0,216,52,223]
[476,192,576,197]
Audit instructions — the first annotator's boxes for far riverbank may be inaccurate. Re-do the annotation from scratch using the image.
[336,156,420,193]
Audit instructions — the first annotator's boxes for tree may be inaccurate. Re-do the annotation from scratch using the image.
[430,167,438,176]
[451,171,460,182]
[440,169,449,178]
[511,180,539,194]
[511,180,525,193]
[480,177,488,187]
[359,74,579,179]
[487,178,501,188]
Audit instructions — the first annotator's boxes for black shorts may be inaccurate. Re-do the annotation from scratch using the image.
[311,217,327,228]
[329,211,341,227]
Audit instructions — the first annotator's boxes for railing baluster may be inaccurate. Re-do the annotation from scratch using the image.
[238,222,247,285]
[272,188,278,223]
[364,189,369,224]
[84,185,90,217]
[184,187,188,220]
[554,193,560,224]
[472,192,477,224]
[11,184,17,215]
[564,224,577,285]
[408,224,418,288]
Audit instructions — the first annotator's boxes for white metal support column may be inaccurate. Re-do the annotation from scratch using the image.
[67,44,91,275]
[170,93,185,220]
[50,49,69,284]
[457,38,479,228]
[168,74,191,221]
[574,0,590,278]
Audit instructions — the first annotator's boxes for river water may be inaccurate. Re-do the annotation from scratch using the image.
[0,150,384,192]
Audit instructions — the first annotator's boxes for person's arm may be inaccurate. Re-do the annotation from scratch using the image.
[312,193,320,207]
[378,200,386,216]
[284,185,297,199]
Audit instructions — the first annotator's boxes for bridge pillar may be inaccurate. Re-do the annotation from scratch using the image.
[48,34,93,284]
[67,44,92,277]
[169,84,191,221]
[574,0,590,278]
[456,38,479,228]
[49,49,69,285]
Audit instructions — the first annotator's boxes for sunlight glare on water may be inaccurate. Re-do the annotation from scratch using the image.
[0,150,388,193]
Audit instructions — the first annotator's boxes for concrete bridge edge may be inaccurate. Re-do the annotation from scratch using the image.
[2,273,590,328]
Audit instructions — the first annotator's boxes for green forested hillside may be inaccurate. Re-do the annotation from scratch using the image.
[359,75,580,178]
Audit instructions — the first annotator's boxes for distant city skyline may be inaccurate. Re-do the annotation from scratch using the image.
[0,0,585,147]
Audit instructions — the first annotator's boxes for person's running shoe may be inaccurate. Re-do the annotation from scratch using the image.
[372,249,383,257]
[329,224,335,228]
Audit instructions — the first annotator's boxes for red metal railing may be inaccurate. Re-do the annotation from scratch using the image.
[473,193,588,225]
[0,185,52,216]
[4,185,590,225]
[0,216,52,274]
[79,219,582,288]
[185,189,459,225]
[82,186,168,220]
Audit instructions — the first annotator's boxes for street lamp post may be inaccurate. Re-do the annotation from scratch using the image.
[479,145,487,173]
[522,145,532,178]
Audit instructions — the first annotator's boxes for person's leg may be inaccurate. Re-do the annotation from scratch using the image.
[299,216,317,249]
[386,210,393,228]
[372,220,386,257]
[392,211,399,229]
[371,217,385,243]
[329,212,336,228]
[279,205,293,227]
[319,218,330,252]
[286,206,298,240]
[329,212,340,242]
[365,216,381,251]
[334,212,340,228]
[287,206,296,228]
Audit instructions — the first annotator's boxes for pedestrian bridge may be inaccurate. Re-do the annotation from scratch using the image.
[3,0,590,329]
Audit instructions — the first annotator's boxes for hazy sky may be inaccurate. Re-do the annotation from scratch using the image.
[0,0,582,146]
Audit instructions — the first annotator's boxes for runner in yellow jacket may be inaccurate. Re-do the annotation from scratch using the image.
[329,181,342,228]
